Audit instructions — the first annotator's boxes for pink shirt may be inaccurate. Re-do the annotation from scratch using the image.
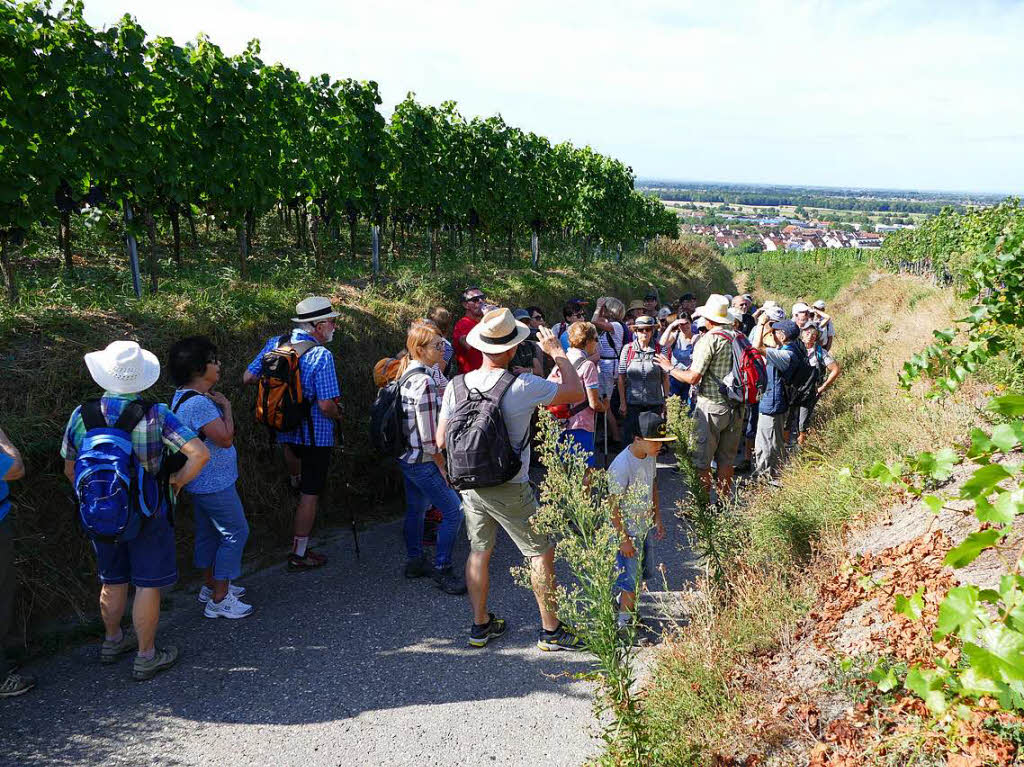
[547,348,600,432]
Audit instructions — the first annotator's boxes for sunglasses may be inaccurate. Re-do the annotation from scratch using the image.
[430,341,445,351]
[531,315,544,321]
[465,295,486,303]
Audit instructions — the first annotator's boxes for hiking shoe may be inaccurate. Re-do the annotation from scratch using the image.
[198,583,246,603]
[100,631,138,664]
[404,555,432,579]
[306,548,327,565]
[433,566,467,595]
[537,624,585,652]
[0,671,36,698]
[287,552,326,571]
[734,458,752,474]
[469,613,508,648]
[203,592,254,619]
[132,646,179,681]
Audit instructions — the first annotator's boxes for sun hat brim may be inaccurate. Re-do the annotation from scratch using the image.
[697,307,731,324]
[291,309,340,323]
[466,321,531,354]
[640,434,677,442]
[84,347,161,395]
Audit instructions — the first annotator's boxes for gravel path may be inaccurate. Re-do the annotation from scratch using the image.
[0,455,697,767]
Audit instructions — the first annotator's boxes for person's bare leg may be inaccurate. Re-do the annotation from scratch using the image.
[530,548,559,631]
[619,589,636,612]
[608,410,621,442]
[798,431,808,446]
[283,444,301,479]
[99,583,128,640]
[132,587,161,655]
[466,549,493,625]
[698,468,713,496]
[294,494,318,537]
[716,466,735,501]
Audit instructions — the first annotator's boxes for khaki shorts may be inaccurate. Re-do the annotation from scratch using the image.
[462,482,551,558]
[693,397,745,470]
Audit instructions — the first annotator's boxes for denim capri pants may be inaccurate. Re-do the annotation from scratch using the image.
[190,486,249,581]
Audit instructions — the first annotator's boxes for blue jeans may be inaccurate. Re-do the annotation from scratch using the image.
[399,459,463,570]
[190,486,249,581]
[558,428,597,467]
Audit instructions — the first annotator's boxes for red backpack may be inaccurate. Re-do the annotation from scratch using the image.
[710,330,766,405]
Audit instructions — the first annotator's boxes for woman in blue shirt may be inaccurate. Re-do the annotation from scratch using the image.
[168,337,252,620]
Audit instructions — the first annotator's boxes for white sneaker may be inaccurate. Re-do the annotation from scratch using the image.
[203,592,254,619]
[197,583,246,603]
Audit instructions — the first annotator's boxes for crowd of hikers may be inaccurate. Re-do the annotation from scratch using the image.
[0,287,840,696]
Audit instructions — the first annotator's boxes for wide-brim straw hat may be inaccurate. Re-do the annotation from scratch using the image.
[84,341,161,394]
[467,308,531,354]
[627,299,645,312]
[696,294,731,325]
[292,296,340,324]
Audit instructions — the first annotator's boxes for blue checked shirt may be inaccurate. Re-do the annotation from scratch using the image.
[246,330,341,447]
[60,393,197,475]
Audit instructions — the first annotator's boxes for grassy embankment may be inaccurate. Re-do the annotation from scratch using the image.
[642,254,980,763]
[0,219,734,653]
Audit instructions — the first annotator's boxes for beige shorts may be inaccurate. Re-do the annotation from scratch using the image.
[693,397,745,470]
[462,482,551,558]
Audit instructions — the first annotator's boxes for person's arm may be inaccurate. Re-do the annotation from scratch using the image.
[202,392,235,448]
[819,360,842,395]
[591,299,613,332]
[652,472,665,540]
[750,315,770,351]
[0,428,24,481]
[454,321,473,352]
[318,398,342,421]
[608,493,636,558]
[242,342,268,386]
[535,326,584,406]
[242,370,259,385]
[436,416,448,452]
[168,438,210,496]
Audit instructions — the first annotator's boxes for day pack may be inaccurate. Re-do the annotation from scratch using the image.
[546,357,589,420]
[710,329,767,405]
[369,367,429,457]
[255,335,315,441]
[445,372,525,490]
[786,349,818,408]
[73,399,159,543]
[162,390,208,475]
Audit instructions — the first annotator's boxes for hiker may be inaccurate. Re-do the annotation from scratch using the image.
[678,292,698,318]
[785,323,842,445]
[591,297,627,446]
[436,308,586,651]
[555,299,588,351]
[642,291,659,316]
[732,295,756,335]
[168,336,252,619]
[61,341,209,681]
[811,300,835,351]
[547,321,607,469]
[511,310,543,376]
[658,294,745,500]
[659,312,696,410]
[396,320,467,595]
[453,287,486,374]
[243,296,342,570]
[750,316,807,480]
[427,306,456,378]
[0,427,30,697]
[737,305,785,473]
[792,302,812,329]
[617,315,670,445]
[608,412,675,629]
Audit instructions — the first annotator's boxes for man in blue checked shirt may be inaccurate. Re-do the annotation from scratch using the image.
[244,296,342,571]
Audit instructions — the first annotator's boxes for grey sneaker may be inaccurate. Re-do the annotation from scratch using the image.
[132,645,179,681]
[537,624,585,652]
[0,671,36,697]
[100,631,138,664]
[432,566,467,595]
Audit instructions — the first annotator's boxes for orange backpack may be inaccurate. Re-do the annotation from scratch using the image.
[255,336,315,437]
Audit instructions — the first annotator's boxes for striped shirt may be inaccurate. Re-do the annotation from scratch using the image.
[398,361,441,464]
[246,330,341,447]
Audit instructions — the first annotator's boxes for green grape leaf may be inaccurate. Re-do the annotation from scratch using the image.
[988,395,1024,417]
[990,423,1024,453]
[944,529,1004,568]
[905,666,948,714]
[895,586,925,620]
[923,495,944,514]
[936,585,985,639]
[960,464,1015,499]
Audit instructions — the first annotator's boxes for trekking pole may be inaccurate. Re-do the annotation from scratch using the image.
[603,408,608,468]
[351,510,360,558]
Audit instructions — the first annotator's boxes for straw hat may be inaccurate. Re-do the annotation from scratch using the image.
[695,294,731,325]
[292,296,340,324]
[467,308,530,354]
[627,299,645,313]
[84,341,160,394]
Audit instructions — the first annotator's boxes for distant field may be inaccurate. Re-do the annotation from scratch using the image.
[665,199,927,225]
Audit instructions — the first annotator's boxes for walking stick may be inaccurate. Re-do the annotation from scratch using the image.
[603,408,608,468]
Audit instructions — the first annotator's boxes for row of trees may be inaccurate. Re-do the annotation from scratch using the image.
[1,1,678,298]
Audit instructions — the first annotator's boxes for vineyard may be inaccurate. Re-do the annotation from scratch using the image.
[0,1,678,301]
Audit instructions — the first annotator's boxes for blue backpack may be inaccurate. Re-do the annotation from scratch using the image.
[73,399,160,543]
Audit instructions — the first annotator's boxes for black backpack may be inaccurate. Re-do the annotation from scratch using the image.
[445,371,524,490]
[369,367,429,457]
[785,349,818,408]
[162,390,208,475]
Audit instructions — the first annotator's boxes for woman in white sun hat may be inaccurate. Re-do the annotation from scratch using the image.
[60,341,209,681]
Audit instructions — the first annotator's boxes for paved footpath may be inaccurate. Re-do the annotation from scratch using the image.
[0,455,697,767]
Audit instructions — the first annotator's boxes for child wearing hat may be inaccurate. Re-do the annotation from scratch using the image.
[607,411,676,630]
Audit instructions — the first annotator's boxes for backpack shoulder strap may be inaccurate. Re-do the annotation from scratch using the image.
[491,370,517,404]
[290,340,316,358]
[398,366,429,387]
[112,399,150,435]
[171,390,202,413]
[80,399,107,431]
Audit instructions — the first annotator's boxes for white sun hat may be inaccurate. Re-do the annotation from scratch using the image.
[695,294,731,325]
[812,300,826,310]
[292,296,340,324]
[84,341,161,395]
[467,308,531,354]
[792,302,810,315]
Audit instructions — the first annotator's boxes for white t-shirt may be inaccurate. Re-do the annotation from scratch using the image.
[607,446,656,536]
[440,369,558,484]
[598,321,624,361]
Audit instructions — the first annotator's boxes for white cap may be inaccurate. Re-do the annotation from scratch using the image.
[792,302,810,314]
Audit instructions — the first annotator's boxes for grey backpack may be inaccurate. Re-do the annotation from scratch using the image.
[445,372,525,490]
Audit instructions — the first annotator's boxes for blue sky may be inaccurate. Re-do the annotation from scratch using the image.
[83,0,1023,194]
